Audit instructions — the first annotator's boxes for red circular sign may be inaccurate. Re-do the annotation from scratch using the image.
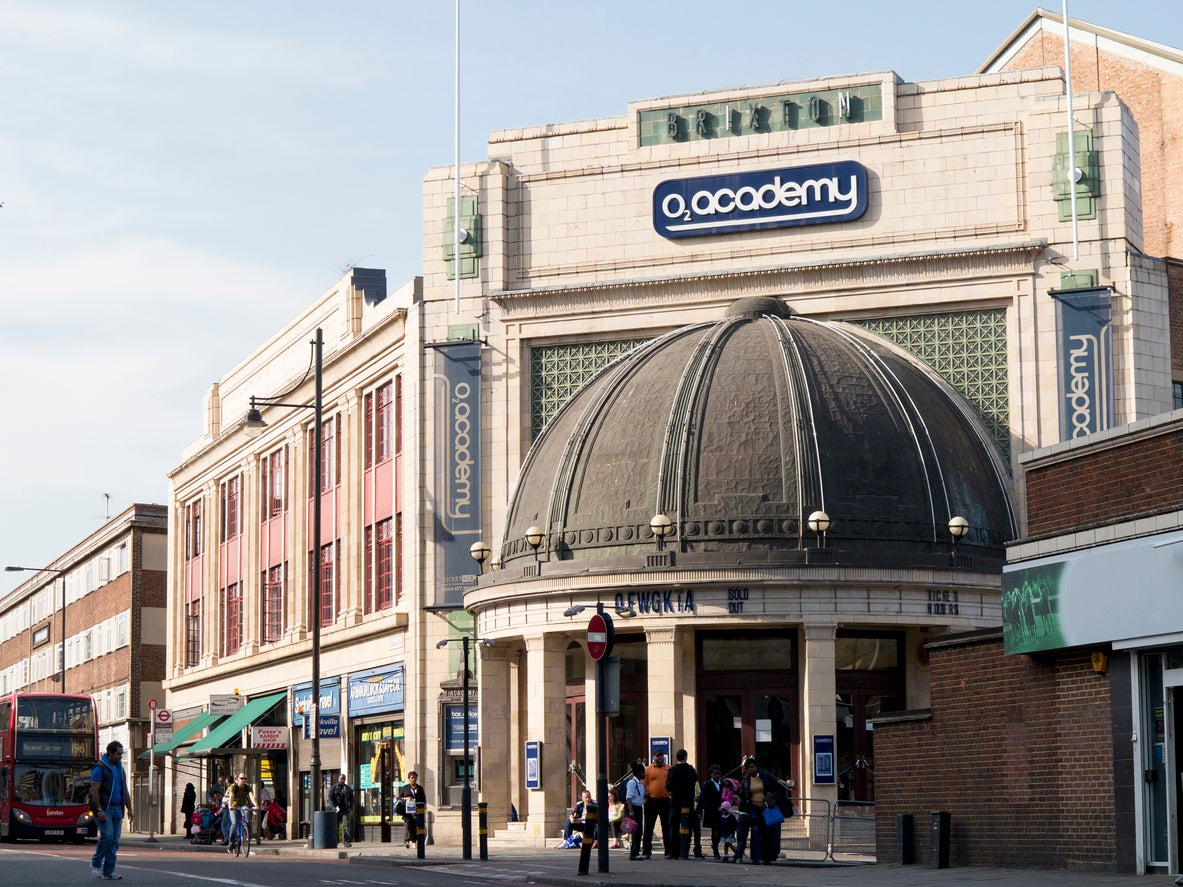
[157,709,172,724]
[148,699,157,710]
[587,613,612,660]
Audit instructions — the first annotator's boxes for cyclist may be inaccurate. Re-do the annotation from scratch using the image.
[226,773,256,853]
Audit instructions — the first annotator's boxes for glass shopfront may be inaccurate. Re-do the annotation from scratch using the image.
[347,663,405,842]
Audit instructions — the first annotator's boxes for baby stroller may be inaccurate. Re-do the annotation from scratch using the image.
[189,804,219,845]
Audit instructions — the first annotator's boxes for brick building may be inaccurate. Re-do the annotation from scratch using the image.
[876,410,1183,874]
[871,12,1183,877]
[0,503,168,827]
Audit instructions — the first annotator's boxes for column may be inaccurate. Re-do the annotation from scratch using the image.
[478,641,512,829]
[644,627,687,746]
[523,633,567,839]
[801,622,838,809]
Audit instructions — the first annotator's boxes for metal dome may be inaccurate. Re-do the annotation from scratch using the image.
[500,298,1015,568]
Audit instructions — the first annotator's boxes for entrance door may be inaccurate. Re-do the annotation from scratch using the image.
[698,628,797,783]
[835,691,896,802]
[701,690,794,781]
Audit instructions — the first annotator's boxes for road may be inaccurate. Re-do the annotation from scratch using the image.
[0,841,539,887]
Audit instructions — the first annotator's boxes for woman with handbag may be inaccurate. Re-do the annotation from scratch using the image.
[736,756,781,865]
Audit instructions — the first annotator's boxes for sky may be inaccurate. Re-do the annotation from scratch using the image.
[1,0,1179,595]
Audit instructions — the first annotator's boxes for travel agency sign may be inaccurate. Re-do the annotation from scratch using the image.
[652,161,868,239]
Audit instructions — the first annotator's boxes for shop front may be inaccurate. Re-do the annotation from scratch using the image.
[348,664,405,843]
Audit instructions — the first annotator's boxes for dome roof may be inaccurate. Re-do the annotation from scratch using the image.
[499,298,1014,568]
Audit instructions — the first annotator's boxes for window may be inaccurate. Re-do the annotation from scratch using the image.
[220,475,241,541]
[309,418,341,494]
[377,382,394,465]
[394,374,402,456]
[375,520,393,609]
[117,543,129,575]
[262,564,285,644]
[186,499,204,559]
[220,583,242,657]
[262,447,286,518]
[309,543,337,627]
[186,601,201,668]
[1175,381,1183,410]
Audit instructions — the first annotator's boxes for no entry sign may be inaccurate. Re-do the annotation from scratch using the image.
[586,612,614,660]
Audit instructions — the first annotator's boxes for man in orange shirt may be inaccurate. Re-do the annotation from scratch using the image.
[640,751,671,859]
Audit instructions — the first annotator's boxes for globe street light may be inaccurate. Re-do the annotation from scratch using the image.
[240,327,329,843]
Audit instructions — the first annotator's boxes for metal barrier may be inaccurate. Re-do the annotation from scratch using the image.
[776,797,876,863]
[779,796,833,862]
[829,800,876,862]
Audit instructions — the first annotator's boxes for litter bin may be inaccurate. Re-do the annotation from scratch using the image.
[897,813,914,865]
[929,811,950,868]
[312,810,338,850]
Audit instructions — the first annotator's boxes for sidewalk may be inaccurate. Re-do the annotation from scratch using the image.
[126,833,1177,887]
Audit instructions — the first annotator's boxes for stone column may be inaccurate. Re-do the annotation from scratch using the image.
[644,627,686,747]
[523,633,568,839]
[478,641,512,829]
[800,622,838,809]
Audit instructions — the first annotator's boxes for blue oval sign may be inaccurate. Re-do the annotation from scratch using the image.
[652,161,868,239]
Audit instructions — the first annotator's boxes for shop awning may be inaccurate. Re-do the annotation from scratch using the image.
[139,711,223,759]
[181,692,287,757]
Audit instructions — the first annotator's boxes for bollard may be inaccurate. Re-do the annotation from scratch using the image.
[929,811,950,869]
[679,802,691,859]
[897,813,914,865]
[478,801,488,860]
[577,804,597,875]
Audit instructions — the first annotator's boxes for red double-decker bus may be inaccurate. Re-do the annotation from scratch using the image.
[0,692,98,842]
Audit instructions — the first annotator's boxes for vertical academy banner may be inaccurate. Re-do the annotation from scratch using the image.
[433,341,482,607]
[1054,287,1113,441]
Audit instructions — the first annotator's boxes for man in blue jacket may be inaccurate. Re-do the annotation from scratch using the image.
[89,741,134,879]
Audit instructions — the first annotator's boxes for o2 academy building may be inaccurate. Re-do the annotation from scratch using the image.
[165,17,1175,849]
[427,60,1169,838]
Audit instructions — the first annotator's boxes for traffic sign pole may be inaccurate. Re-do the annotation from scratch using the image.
[591,603,613,874]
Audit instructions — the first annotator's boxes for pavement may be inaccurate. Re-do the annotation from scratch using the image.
[122,832,1180,887]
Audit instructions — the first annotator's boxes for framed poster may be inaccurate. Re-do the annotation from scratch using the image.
[813,734,836,784]
[525,740,542,790]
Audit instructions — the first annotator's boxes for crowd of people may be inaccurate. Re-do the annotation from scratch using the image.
[563,750,793,864]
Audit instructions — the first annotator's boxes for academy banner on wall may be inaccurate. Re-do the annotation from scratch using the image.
[431,340,483,607]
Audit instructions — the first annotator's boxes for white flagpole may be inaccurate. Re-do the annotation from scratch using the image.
[1063,0,1079,261]
[454,0,462,314]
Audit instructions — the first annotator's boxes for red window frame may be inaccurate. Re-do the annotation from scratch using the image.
[221,475,240,541]
[186,600,201,667]
[262,564,285,644]
[220,583,242,656]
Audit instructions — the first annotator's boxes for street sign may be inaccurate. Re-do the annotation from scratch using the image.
[148,699,157,711]
[587,612,613,660]
[209,694,244,715]
[155,709,172,726]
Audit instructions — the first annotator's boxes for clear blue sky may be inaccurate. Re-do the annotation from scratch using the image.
[1,1,1178,595]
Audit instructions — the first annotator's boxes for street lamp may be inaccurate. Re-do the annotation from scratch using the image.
[948,515,969,556]
[436,634,495,860]
[469,540,490,571]
[807,509,831,549]
[240,327,328,843]
[6,565,67,690]
[524,525,544,561]
[649,513,673,550]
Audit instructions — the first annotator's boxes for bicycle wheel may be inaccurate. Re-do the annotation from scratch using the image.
[241,819,251,859]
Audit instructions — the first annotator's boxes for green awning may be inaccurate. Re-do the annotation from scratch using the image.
[182,692,287,757]
[139,711,223,759]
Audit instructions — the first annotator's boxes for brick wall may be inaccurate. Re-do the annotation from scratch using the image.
[1024,429,1183,536]
[875,632,1119,870]
[1002,31,1183,260]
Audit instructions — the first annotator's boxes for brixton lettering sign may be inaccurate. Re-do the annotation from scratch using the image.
[652,161,868,239]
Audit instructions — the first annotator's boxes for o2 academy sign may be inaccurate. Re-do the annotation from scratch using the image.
[652,161,867,239]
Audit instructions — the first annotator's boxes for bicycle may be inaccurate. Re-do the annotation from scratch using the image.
[227,805,254,858]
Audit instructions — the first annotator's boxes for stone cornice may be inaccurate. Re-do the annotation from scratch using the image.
[491,241,1045,321]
